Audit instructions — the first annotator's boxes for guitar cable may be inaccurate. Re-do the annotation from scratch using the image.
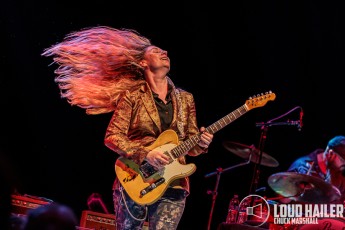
[120,186,148,222]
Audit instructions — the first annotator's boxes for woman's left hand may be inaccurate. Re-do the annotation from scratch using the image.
[198,127,213,149]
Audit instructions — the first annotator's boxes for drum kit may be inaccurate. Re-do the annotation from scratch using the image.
[220,141,344,229]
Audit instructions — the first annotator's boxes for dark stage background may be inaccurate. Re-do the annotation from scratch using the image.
[2,1,345,229]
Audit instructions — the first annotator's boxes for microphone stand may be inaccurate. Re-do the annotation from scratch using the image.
[249,120,301,194]
[205,154,252,230]
[249,106,303,196]
[247,106,303,222]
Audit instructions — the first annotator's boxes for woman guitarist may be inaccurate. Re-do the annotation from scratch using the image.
[42,26,213,230]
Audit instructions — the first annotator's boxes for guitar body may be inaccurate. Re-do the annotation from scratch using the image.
[115,129,196,205]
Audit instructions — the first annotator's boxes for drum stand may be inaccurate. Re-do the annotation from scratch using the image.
[204,154,252,230]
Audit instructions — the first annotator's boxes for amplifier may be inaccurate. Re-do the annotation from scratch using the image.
[79,210,149,230]
[80,210,116,230]
[11,194,51,216]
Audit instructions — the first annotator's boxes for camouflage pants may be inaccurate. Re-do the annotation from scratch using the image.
[113,180,187,230]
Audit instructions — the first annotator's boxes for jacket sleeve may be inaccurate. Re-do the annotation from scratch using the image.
[104,90,150,165]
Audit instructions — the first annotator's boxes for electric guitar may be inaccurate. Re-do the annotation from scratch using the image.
[115,91,276,205]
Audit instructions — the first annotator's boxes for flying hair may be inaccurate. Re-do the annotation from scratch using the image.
[42,26,152,114]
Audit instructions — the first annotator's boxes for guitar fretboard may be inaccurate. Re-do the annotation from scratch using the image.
[171,105,248,159]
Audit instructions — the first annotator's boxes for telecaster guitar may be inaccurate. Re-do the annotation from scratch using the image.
[115,91,276,205]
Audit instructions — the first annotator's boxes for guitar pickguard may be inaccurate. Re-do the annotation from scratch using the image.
[139,161,158,179]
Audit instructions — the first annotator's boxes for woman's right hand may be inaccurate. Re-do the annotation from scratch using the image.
[146,150,170,168]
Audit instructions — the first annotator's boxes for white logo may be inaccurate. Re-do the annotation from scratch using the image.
[239,194,270,227]
[238,195,344,227]
[272,203,343,225]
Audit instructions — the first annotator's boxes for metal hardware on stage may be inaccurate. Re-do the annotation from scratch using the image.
[222,141,279,167]
[205,155,252,230]
[268,172,341,203]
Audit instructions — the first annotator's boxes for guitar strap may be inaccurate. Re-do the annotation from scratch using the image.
[167,76,185,139]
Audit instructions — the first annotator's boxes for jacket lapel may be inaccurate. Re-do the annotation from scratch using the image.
[170,89,178,129]
[140,84,162,133]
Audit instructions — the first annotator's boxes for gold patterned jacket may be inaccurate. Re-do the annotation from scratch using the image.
[105,81,206,192]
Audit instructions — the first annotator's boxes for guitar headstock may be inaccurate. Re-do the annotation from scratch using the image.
[245,91,276,110]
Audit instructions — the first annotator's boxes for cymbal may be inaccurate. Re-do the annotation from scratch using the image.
[223,141,279,167]
[268,172,341,204]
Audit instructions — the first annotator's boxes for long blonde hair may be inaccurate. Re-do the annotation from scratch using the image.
[42,26,151,114]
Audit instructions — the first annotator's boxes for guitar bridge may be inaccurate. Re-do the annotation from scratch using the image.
[140,178,165,197]
[139,161,158,179]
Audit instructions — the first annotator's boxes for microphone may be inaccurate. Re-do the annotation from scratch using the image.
[255,120,301,127]
[299,108,304,131]
[256,106,303,131]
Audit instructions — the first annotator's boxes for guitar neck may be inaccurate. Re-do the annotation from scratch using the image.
[205,104,248,134]
[171,104,248,159]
